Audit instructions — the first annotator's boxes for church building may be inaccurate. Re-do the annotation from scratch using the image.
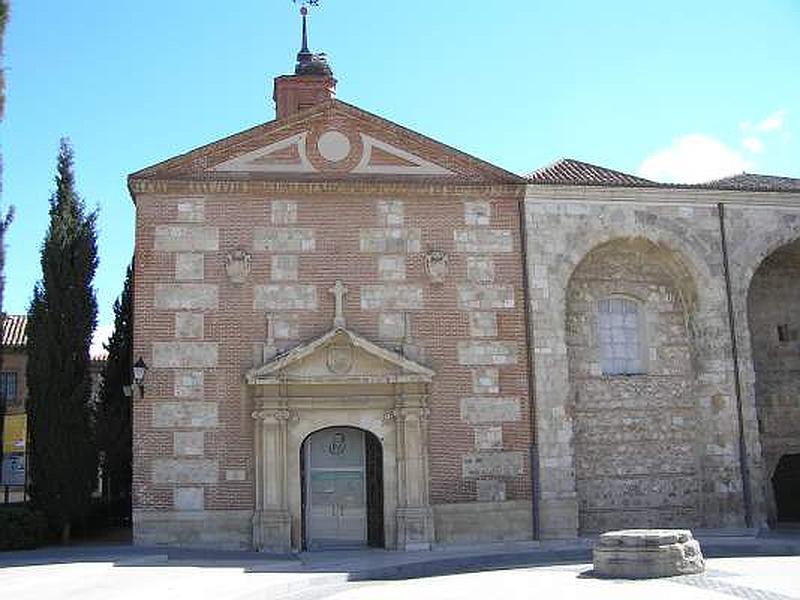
[128,13,800,550]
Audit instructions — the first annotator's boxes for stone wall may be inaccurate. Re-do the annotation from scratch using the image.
[566,238,701,532]
[746,238,800,521]
[722,202,800,525]
[433,500,532,544]
[524,187,756,537]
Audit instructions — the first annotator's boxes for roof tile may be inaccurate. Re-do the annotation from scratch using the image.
[528,158,800,193]
[2,314,107,362]
[1,314,27,348]
[528,158,657,187]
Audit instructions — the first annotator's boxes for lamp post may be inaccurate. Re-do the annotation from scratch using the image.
[132,357,148,399]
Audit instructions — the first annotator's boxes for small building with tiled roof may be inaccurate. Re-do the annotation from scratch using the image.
[2,314,107,494]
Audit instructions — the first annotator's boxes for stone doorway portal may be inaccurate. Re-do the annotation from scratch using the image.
[772,454,800,523]
[248,303,435,552]
[301,427,384,550]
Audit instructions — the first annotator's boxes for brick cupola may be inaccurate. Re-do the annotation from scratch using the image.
[273,7,337,120]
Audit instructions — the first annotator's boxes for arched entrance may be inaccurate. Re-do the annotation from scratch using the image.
[772,454,800,523]
[248,324,435,552]
[301,427,384,550]
[746,238,800,525]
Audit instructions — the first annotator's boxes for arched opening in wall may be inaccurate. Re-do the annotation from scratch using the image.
[300,426,384,550]
[772,454,800,523]
[566,237,699,533]
[747,238,800,525]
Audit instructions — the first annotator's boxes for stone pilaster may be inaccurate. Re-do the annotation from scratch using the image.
[394,398,435,550]
[252,408,294,552]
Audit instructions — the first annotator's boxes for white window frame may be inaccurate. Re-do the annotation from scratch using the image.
[597,296,646,376]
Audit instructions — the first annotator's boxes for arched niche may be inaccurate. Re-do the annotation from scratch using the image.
[746,237,800,525]
[565,237,700,533]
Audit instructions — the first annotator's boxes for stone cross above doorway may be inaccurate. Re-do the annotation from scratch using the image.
[329,279,348,328]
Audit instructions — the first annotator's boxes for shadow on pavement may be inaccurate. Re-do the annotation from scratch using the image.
[1,529,800,583]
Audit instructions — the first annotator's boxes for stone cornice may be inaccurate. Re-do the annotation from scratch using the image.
[525,184,800,208]
[128,177,525,201]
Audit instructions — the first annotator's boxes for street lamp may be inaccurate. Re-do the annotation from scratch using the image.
[132,357,148,398]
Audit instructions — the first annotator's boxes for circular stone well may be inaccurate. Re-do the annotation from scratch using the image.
[593,529,705,579]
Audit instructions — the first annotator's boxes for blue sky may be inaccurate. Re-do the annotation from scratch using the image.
[2,0,798,347]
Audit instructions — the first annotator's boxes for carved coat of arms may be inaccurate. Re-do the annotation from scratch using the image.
[425,250,450,284]
[328,432,347,456]
[225,249,251,285]
[326,343,354,374]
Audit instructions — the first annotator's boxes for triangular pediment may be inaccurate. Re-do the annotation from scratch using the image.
[246,328,434,385]
[129,100,522,184]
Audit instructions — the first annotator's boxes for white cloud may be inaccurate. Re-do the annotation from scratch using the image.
[91,324,114,359]
[756,109,786,132]
[741,136,764,153]
[741,109,787,133]
[638,134,751,184]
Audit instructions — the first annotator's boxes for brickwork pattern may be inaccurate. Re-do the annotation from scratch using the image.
[133,183,531,520]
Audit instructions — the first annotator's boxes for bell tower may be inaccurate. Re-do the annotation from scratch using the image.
[273,6,337,120]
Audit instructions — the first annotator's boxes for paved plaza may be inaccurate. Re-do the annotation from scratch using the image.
[1,534,799,600]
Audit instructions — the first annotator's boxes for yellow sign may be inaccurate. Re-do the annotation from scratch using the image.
[2,414,27,453]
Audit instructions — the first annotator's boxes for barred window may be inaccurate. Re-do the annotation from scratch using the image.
[598,297,645,375]
[0,371,18,406]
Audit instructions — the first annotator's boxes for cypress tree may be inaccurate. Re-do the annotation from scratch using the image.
[97,262,133,523]
[27,139,98,542]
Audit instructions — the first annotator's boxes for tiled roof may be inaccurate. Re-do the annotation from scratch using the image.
[528,158,658,187]
[2,314,27,348]
[528,158,800,193]
[699,173,800,192]
[2,313,107,361]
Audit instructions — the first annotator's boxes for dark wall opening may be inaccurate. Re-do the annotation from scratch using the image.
[773,454,800,523]
[365,432,384,547]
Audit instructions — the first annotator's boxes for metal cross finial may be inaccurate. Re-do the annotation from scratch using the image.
[293,1,320,57]
[328,279,348,329]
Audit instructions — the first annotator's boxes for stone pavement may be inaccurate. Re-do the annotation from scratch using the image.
[0,532,799,600]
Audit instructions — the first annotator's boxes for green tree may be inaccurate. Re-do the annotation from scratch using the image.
[27,139,98,542]
[97,262,133,523]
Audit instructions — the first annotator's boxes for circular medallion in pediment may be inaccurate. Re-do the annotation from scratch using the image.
[317,131,351,162]
[306,125,363,173]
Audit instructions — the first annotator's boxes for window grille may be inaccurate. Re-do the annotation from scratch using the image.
[598,297,644,375]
